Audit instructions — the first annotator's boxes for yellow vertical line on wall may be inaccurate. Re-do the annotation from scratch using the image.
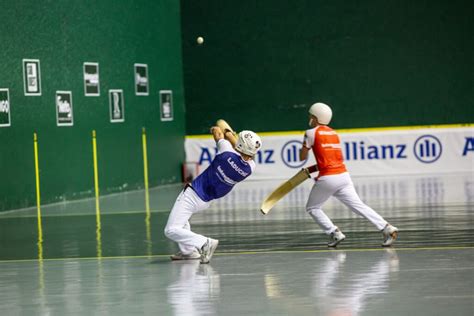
[92,130,102,258]
[34,132,45,300]
[142,127,152,256]
[33,133,43,261]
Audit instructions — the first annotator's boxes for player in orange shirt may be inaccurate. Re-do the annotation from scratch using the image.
[300,102,398,247]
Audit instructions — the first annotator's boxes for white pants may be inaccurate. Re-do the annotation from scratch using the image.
[306,172,387,235]
[164,186,211,254]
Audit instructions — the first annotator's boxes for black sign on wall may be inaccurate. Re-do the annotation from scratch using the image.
[23,59,41,96]
[109,89,125,123]
[160,90,173,121]
[134,64,149,96]
[0,89,10,127]
[56,91,74,126]
[84,62,100,96]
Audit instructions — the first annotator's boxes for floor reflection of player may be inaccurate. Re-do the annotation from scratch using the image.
[312,250,399,316]
[166,262,220,316]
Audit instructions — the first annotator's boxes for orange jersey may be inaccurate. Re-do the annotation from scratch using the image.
[303,125,347,177]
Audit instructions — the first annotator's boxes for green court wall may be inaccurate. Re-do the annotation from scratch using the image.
[0,1,185,212]
[181,0,474,134]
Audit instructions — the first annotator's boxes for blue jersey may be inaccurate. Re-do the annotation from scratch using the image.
[192,139,256,202]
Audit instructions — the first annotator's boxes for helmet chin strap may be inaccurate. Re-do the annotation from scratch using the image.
[308,117,314,127]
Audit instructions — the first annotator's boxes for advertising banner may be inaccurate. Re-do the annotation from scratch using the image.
[185,126,474,180]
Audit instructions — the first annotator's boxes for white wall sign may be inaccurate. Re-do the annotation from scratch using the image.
[56,91,74,126]
[134,63,149,96]
[23,59,41,96]
[160,90,173,121]
[185,126,474,180]
[0,88,10,127]
[109,89,125,123]
[83,62,100,96]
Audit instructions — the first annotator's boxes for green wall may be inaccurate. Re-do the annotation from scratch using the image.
[181,0,474,134]
[0,1,185,211]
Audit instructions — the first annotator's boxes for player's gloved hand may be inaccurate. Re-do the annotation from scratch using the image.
[300,168,310,178]
[306,165,318,174]
[224,129,234,135]
[210,126,221,134]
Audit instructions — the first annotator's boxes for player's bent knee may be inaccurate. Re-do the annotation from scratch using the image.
[164,226,177,239]
[306,206,323,215]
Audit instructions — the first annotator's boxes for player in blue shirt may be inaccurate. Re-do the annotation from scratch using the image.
[165,126,262,264]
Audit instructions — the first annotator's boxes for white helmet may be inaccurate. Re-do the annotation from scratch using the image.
[235,130,262,156]
[308,102,332,125]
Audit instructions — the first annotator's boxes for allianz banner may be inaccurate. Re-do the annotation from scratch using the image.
[185,126,474,180]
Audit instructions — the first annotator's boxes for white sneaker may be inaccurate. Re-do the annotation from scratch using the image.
[200,238,219,264]
[382,224,399,247]
[328,229,346,247]
[170,250,201,261]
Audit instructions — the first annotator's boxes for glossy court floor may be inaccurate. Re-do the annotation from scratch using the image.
[0,172,473,315]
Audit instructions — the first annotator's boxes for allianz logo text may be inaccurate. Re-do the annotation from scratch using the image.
[343,142,407,160]
[343,135,444,164]
[196,136,473,166]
